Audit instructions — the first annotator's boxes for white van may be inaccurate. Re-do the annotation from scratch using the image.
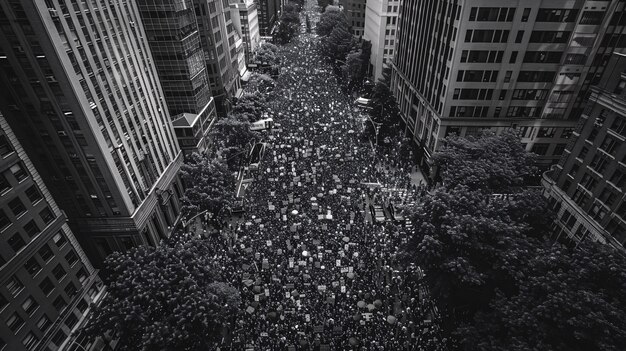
[250,118,274,131]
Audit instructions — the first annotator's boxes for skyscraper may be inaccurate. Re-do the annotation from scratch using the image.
[137,0,218,156]
[230,0,261,65]
[363,0,399,81]
[0,113,107,351]
[391,0,626,176]
[340,0,367,37]
[543,52,626,250]
[256,0,278,37]
[194,0,243,115]
[0,0,184,266]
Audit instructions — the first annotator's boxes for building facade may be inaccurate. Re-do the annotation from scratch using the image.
[256,0,278,37]
[543,52,626,251]
[137,0,218,157]
[391,0,626,175]
[363,0,399,81]
[194,0,243,116]
[0,0,184,267]
[230,0,261,65]
[0,113,107,351]
[340,0,367,37]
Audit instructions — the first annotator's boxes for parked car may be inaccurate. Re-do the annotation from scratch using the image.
[369,204,386,223]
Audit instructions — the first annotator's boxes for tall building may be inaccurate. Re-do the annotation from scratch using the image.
[256,0,278,37]
[363,0,399,81]
[391,0,626,176]
[194,0,243,115]
[230,0,261,65]
[136,0,218,156]
[340,0,367,37]
[543,52,626,251]
[0,113,107,351]
[0,0,184,266]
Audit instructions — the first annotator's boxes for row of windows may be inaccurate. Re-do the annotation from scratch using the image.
[452,88,494,100]
[464,29,509,43]
[469,7,516,22]
[456,70,498,83]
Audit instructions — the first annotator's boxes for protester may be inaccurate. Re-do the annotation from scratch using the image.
[204,2,444,350]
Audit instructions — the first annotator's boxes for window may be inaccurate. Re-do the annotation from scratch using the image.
[39,244,54,262]
[66,250,79,266]
[39,277,54,296]
[0,293,7,311]
[53,264,67,281]
[509,51,518,63]
[53,231,67,247]
[64,311,79,329]
[572,188,590,208]
[0,135,13,157]
[538,127,556,138]
[515,31,524,43]
[553,144,566,156]
[579,11,604,25]
[578,146,589,160]
[529,31,571,43]
[21,296,38,315]
[504,71,512,82]
[517,71,556,82]
[536,9,579,22]
[521,8,531,22]
[615,80,626,94]
[561,128,574,138]
[37,315,52,333]
[610,169,626,188]
[77,267,88,284]
[77,299,89,313]
[22,332,39,351]
[8,197,26,217]
[589,203,608,221]
[39,207,55,224]
[64,281,77,298]
[52,330,67,347]
[0,174,10,193]
[523,51,563,63]
[53,295,67,313]
[599,189,616,207]
[581,173,598,191]
[8,233,26,252]
[23,220,40,238]
[25,186,42,204]
[6,312,24,332]
[531,143,549,155]
[25,257,41,276]
[10,163,28,182]
[600,135,618,155]
[0,210,10,230]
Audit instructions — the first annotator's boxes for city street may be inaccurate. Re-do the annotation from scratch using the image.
[204,3,443,350]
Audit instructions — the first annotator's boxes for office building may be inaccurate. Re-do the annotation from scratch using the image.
[194,0,243,115]
[137,0,218,156]
[0,113,107,351]
[230,0,261,65]
[543,52,626,251]
[0,0,184,266]
[363,0,399,81]
[340,0,367,37]
[391,0,626,175]
[256,0,278,37]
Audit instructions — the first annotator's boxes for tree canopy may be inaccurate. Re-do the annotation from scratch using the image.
[232,91,269,122]
[433,130,537,192]
[401,132,626,350]
[179,154,237,221]
[82,238,241,351]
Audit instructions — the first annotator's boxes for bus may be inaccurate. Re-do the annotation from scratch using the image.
[248,142,267,170]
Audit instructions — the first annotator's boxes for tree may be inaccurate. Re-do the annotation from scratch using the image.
[341,40,371,92]
[321,21,354,61]
[82,239,241,351]
[364,76,401,143]
[433,131,537,192]
[317,0,334,10]
[179,154,237,222]
[316,7,345,37]
[456,241,626,351]
[274,3,301,44]
[255,43,280,74]
[232,91,268,122]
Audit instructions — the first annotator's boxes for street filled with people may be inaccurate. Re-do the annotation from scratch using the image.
[209,2,445,350]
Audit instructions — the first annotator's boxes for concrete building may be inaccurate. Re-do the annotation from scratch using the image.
[340,0,367,37]
[137,0,218,157]
[256,0,278,37]
[230,0,261,65]
[363,0,400,81]
[0,113,108,351]
[0,0,184,267]
[390,0,626,176]
[194,0,243,115]
[543,52,626,251]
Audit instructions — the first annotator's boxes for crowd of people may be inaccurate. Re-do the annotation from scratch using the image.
[205,2,446,349]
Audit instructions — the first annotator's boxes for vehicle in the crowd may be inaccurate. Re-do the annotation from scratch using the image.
[387,202,405,223]
[354,97,371,110]
[250,118,274,131]
[231,199,245,215]
[248,142,267,170]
